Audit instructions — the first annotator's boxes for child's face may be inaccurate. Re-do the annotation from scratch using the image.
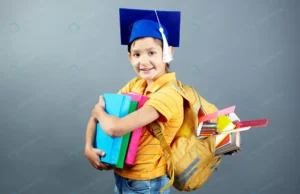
[128,37,173,84]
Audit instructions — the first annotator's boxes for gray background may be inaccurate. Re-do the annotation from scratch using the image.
[1,0,299,193]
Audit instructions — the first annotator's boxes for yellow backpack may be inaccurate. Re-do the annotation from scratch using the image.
[148,80,223,192]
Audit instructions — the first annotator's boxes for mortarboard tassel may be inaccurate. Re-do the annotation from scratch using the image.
[155,10,173,63]
[159,27,173,63]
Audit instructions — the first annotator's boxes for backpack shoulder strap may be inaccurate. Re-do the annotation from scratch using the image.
[149,81,200,193]
[149,122,175,193]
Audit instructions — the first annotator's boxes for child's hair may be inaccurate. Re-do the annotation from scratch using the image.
[128,37,170,73]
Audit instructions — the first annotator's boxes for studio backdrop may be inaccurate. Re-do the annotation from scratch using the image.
[1,0,299,193]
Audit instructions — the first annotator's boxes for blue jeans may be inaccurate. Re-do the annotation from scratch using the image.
[114,172,171,194]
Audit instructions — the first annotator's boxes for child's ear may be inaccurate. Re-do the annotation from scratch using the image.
[128,52,132,63]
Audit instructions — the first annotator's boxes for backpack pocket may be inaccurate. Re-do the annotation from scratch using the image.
[172,135,221,191]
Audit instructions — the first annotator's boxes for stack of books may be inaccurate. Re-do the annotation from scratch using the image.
[93,92,149,169]
[196,106,268,156]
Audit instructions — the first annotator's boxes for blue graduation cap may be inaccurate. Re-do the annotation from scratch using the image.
[119,8,181,63]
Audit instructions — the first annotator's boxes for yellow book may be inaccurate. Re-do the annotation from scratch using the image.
[215,116,236,147]
[217,115,236,132]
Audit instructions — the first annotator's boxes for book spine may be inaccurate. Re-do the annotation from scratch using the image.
[109,96,131,165]
[125,96,149,165]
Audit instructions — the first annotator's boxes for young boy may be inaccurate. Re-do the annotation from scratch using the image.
[85,8,183,193]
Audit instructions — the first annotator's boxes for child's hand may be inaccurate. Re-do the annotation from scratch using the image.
[84,146,114,171]
[92,95,105,121]
[98,95,105,108]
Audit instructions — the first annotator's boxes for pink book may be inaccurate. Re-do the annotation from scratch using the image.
[122,92,149,165]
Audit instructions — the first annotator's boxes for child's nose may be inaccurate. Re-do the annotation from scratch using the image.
[139,55,149,65]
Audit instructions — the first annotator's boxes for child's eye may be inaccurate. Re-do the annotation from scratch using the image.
[149,52,155,56]
[133,53,140,57]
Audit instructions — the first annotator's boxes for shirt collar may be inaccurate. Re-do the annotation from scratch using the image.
[143,72,177,94]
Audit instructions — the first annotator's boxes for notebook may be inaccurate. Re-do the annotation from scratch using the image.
[122,92,149,165]
[215,131,241,156]
[94,93,132,166]
[216,134,231,149]
[215,133,230,148]
[197,122,217,136]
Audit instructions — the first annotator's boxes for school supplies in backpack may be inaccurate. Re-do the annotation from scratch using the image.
[147,80,223,192]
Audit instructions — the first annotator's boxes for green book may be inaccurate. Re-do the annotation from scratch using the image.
[115,100,138,168]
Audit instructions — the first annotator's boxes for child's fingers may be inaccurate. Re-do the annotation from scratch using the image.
[94,148,105,157]
[94,161,109,170]
[107,166,115,170]
[99,95,105,106]
[99,95,103,102]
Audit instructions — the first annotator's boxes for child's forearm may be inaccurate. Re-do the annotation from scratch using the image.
[97,107,120,136]
[85,116,97,148]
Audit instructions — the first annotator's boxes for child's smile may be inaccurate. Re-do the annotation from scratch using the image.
[140,67,154,74]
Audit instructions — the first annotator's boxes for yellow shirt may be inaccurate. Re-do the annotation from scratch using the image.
[114,72,184,180]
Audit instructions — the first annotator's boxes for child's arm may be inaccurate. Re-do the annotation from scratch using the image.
[95,104,160,137]
[84,115,114,171]
[85,116,98,148]
[93,87,183,137]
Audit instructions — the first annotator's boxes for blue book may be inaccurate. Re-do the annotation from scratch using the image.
[110,95,132,165]
[94,93,131,166]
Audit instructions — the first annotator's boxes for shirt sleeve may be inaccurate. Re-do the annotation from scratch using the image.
[145,87,183,122]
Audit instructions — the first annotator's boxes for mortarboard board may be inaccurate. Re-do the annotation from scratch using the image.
[119,8,181,63]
